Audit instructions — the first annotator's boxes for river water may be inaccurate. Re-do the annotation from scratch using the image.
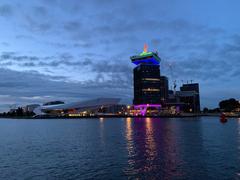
[0,117,239,179]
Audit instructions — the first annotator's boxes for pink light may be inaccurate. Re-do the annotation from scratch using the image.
[134,104,161,108]
[133,104,161,116]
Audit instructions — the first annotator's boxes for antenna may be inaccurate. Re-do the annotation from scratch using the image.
[168,62,175,91]
[173,80,177,95]
[144,43,148,52]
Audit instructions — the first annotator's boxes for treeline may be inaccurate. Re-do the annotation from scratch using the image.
[219,98,240,112]
[0,107,35,118]
[203,98,240,113]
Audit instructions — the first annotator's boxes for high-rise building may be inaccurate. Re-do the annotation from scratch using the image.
[130,45,201,115]
[179,83,200,113]
[180,83,199,93]
[131,45,162,106]
[159,76,169,103]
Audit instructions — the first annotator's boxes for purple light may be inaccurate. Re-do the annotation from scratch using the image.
[134,104,161,116]
[134,104,162,108]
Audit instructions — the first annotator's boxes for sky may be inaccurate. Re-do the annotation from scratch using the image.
[0,0,240,112]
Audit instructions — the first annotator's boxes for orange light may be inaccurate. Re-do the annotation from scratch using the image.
[144,43,148,52]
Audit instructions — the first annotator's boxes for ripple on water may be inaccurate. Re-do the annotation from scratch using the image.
[0,117,239,179]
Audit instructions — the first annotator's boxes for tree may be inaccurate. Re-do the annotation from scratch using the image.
[16,107,24,116]
[219,98,240,112]
[203,107,209,113]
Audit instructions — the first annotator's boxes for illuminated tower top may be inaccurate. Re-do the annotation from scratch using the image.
[130,44,161,65]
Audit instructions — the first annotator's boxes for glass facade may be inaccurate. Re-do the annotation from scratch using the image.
[159,76,169,102]
[180,83,201,113]
[133,64,161,105]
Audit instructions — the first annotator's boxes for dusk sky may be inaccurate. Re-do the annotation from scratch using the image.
[0,0,240,112]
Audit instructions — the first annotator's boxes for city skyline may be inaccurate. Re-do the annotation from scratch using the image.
[0,0,240,112]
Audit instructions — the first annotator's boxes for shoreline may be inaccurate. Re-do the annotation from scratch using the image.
[0,113,239,119]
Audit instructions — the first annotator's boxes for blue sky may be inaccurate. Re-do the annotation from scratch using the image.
[0,0,240,112]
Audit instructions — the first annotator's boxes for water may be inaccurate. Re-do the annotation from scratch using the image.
[0,117,239,179]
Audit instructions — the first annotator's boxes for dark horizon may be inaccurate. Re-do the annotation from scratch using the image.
[0,0,240,112]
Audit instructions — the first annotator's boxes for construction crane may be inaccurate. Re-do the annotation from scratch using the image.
[166,61,177,93]
[173,80,177,95]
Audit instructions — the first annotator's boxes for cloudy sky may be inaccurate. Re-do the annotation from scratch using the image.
[0,0,240,112]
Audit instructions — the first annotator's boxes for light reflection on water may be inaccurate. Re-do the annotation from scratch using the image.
[99,118,105,146]
[123,117,240,179]
[124,118,184,179]
[0,117,239,179]
[145,117,157,161]
[126,118,133,155]
[234,117,240,179]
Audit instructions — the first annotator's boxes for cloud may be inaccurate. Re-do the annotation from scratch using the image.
[0,0,240,110]
[0,4,13,17]
[22,13,52,33]
[33,6,48,17]
[0,52,39,62]
[1,42,9,46]
[63,21,82,32]
[161,35,240,82]
[0,68,131,112]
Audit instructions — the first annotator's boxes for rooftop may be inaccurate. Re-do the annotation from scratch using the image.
[130,44,161,65]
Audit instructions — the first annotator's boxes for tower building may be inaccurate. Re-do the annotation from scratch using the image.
[131,44,162,108]
[159,76,169,102]
[180,83,200,113]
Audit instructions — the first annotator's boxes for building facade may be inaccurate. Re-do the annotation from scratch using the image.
[133,64,161,104]
[159,76,169,103]
[33,98,121,116]
[130,45,201,115]
[179,83,200,113]
[131,45,162,105]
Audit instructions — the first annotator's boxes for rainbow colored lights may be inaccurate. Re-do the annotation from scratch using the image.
[131,57,160,65]
[130,44,161,65]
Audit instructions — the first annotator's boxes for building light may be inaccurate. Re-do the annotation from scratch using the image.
[142,88,160,92]
[142,78,160,81]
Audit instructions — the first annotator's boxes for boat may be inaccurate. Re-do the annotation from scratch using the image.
[220,113,228,123]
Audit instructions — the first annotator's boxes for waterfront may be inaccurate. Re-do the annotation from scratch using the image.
[0,117,239,179]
